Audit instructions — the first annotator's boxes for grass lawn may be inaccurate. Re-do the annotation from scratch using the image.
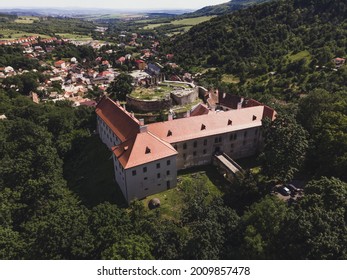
[130,86,172,100]
[14,16,39,24]
[287,50,311,63]
[0,28,50,40]
[56,33,93,41]
[64,135,127,208]
[222,74,240,84]
[143,165,227,220]
[143,16,215,31]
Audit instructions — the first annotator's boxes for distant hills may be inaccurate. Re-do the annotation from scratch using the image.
[186,0,273,17]
[0,8,192,18]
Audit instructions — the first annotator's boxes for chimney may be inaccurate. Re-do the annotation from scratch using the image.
[186,110,191,118]
[123,104,126,111]
[139,118,147,133]
[168,112,173,121]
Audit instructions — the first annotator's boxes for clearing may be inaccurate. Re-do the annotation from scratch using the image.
[14,16,39,24]
[143,16,215,32]
[0,28,50,40]
[56,33,93,41]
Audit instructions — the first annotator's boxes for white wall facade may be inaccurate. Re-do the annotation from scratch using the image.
[97,116,122,149]
[124,155,177,203]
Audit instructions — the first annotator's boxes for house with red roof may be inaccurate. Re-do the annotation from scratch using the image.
[116,57,126,65]
[96,95,276,204]
[54,60,66,69]
[135,59,147,70]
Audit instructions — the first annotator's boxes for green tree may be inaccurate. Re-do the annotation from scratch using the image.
[89,202,131,259]
[260,114,308,182]
[278,177,347,259]
[239,196,289,259]
[102,235,154,260]
[107,73,133,101]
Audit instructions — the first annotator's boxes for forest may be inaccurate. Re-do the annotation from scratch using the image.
[0,0,346,260]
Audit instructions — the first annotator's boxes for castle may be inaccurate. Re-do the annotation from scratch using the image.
[96,94,276,204]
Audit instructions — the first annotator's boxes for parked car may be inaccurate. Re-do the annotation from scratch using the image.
[278,186,291,196]
[285,184,299,193]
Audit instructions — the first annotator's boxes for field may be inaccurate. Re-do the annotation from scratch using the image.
[14,16,39,24]
[56,33,93,41]
[143,16,215,32]
[0,28,50,40]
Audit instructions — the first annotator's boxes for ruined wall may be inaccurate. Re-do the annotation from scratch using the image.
[126,95,172,113]
[171,87,199,105]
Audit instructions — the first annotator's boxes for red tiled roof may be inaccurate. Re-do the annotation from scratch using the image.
[190,103,210,117]
[113,131,177,169]
[148,106,266,143]
[117,57,126,62]
[96,97,140,142]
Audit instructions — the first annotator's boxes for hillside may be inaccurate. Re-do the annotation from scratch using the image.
[169,0,346,80]
[186,0,273,16]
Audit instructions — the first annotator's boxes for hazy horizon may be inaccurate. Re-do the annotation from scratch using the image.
[0,0,228,10]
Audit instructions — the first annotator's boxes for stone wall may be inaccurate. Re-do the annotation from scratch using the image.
[126,95,172,113]
[171,87,199,105]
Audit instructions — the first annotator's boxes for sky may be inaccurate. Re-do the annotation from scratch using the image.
[0,0,229,10]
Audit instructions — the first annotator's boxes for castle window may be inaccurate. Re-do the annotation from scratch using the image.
[234,134,237,140]
[203,149,207,154]
[193,141,197,148]
[156,163,160,169]
[167,170,170,176]
[167,181,171,189]
[157,173,161,178]
[132,170,137,176]
[183,143,187,150]
[143,167,147,173]
[167,160,171,166]
[193,151,197,156]
[204,139,207,146]
[244,131,248,138]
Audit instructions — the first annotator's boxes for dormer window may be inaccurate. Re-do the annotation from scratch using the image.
[145,147,151,154]
[201,124,206,130]
[253,115,257,121]
[167,130,172,137]
[228,119,232,125]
